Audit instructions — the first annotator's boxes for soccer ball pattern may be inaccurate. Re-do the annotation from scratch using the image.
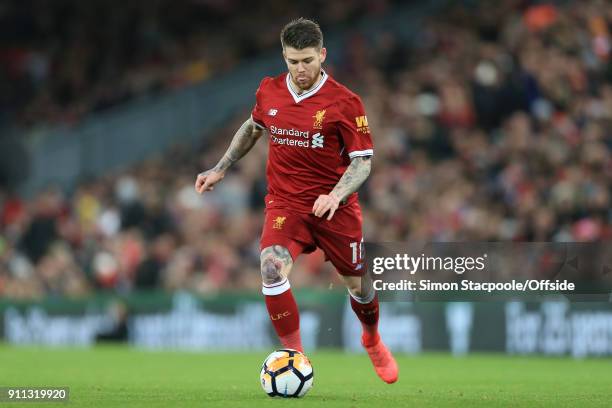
[260,349,314,398]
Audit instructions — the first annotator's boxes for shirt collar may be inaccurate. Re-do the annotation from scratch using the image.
[286,69,328,103]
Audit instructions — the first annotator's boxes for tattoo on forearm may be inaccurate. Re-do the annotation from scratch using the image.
[214,119,260,172]
[331,156,371,201]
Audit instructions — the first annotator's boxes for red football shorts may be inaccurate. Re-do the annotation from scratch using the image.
[260,200,366,276]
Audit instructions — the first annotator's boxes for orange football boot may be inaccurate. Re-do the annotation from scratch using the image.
[362,334,399,384]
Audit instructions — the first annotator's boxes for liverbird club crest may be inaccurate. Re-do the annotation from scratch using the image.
[273,216,286,230]
[312,110,326,129]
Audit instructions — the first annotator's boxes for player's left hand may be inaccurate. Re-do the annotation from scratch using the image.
[312,193,341,220]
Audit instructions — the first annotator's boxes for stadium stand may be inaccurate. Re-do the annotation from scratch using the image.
[1,0,611,299]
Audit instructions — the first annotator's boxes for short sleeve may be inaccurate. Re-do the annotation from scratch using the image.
[337,95,374,159]
[251,77,270,129]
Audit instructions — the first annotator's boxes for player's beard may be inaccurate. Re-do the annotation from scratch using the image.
[295,75,313,90]
[293,68,321,91]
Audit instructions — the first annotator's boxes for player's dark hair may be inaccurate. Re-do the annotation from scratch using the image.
[281,18,323,50]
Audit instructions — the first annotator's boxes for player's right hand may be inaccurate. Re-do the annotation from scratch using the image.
[195,169,224,194]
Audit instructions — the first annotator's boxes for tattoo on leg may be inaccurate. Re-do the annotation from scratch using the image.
[261,258,283,285]
[260,245,293,285]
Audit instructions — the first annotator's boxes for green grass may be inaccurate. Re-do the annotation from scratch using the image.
[0,344,611,407]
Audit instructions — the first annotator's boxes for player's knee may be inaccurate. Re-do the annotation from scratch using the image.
[347,285,364,298]
[261,257,284,285]
[345,277,373,300]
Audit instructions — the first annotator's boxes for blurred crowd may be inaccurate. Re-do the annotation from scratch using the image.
[1,0,612,299]
[0,0,391,127]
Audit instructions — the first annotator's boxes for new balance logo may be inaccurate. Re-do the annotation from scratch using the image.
[268,109,278,116]
[311,133,324,148]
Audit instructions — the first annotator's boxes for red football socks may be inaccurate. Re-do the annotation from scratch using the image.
[264,287,303,352]
[351,291,399,383]
[350,292,380,347]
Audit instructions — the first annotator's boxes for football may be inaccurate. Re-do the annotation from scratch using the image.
[260,349,314,398]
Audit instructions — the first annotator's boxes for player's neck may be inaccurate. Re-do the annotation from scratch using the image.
[290,70,324,95]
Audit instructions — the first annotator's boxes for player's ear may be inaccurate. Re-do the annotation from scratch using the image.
[319,47,327,63]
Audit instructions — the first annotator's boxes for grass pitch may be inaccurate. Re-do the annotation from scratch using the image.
[0,344,610,407]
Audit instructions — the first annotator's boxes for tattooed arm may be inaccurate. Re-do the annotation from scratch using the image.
[195,116,264,193]
[312,156,372,220]
[331,156,372,201]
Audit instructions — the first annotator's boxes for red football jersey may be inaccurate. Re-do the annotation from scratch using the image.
[251,70,374,213]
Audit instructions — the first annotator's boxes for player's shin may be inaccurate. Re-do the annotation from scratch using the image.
[349,289,380,347]
[350,288,398,383]
[263,279,303,353]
